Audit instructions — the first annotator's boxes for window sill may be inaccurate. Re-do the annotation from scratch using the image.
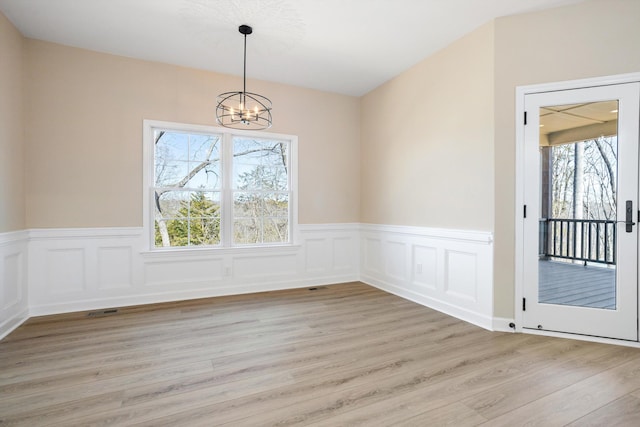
[140,243,302,259]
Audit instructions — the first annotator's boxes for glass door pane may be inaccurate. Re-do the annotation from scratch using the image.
[538,101,619,310]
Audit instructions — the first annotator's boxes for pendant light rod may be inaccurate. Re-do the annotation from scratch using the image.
[243,28,247,96]
[239,25,252,105]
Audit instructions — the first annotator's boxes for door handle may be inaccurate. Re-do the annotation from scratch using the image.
[625,200,636,232]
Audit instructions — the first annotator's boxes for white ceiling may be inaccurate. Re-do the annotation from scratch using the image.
[0,0,585,96]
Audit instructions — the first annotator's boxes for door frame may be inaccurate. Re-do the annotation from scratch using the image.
[514,72,640,345]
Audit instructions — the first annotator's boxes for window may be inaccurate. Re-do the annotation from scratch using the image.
[232,137,291,244]
[144,120,297,250]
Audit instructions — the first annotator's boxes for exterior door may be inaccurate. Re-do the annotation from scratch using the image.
[523,83,640,341]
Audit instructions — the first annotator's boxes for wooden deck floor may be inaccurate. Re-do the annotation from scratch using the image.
[2,282,640,426]
[539,260,616,309]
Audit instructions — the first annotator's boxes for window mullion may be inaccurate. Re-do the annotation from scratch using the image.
[222,133,234,247]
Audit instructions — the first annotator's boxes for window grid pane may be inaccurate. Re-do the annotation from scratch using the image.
[232,137,290,246]
[153,129,222,248]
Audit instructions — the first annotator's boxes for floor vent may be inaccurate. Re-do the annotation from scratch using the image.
[308,286,328,291]
[87,308,119,317]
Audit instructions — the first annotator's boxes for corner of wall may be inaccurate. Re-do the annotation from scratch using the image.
[0,230,29,340]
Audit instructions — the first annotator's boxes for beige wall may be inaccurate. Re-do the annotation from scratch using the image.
[0,13,25,232]
[23,40,361,228]
[493,0,640,318]
[360,22,495,230]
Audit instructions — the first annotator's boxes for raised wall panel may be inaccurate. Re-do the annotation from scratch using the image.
[364,238,382,274]
[2,253,21,309]
[144,258,224,286]
[444,250,478,302]
[385,241,406,281]
[305,238,328,273]
[412,245,437,290]
[97,247,132,290]
[333,237,353,270]
[233,254,297,279]
[46,249,85,294]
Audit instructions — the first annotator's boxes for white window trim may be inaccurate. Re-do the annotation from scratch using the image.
[142,119,299,252]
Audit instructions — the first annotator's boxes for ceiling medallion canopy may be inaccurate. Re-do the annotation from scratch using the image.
[216,25,273,130]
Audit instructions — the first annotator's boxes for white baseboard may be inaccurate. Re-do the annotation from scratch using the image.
[28,273,358,316]
[363,275,495,330]
[492,317,517,332]
[0,308,29,341]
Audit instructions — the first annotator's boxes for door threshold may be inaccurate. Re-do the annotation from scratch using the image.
[521,327,640,348]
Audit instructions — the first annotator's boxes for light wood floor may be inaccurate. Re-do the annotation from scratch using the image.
[2,282,640,426]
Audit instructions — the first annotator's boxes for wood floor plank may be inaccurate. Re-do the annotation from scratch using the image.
[1,281,639,426]
[461,341,639,421]
[0,360,214,416]
[566,394,640,426]
[398,401,487,426]
[480,356,640,426]
[0,391,125,426]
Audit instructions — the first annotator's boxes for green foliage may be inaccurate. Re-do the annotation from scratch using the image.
[156,192,220,247]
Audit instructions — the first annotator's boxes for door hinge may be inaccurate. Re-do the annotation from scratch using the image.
[522,298,526,311]
[523,205,527,218]
[524,111,528,125]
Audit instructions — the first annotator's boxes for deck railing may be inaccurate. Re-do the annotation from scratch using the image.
[539,218,616,265]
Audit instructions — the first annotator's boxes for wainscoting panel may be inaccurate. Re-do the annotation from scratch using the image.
[26,224,360,317]
[333,237,355,271]
[411,245,438,290]
[97,246,133,290]
[46,248,86,294]
[233,253,298,280]
[2,223,498,339]
[385,240,408,282]
[444,249,478,302]
[299,224,360,282]
[0,231,29,339]
[305,238,329,274]
[144,256,225,287]
[363,237,383,275]
[360,224,494,330]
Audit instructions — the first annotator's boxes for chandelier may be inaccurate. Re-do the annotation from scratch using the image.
[216,25,272,130]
